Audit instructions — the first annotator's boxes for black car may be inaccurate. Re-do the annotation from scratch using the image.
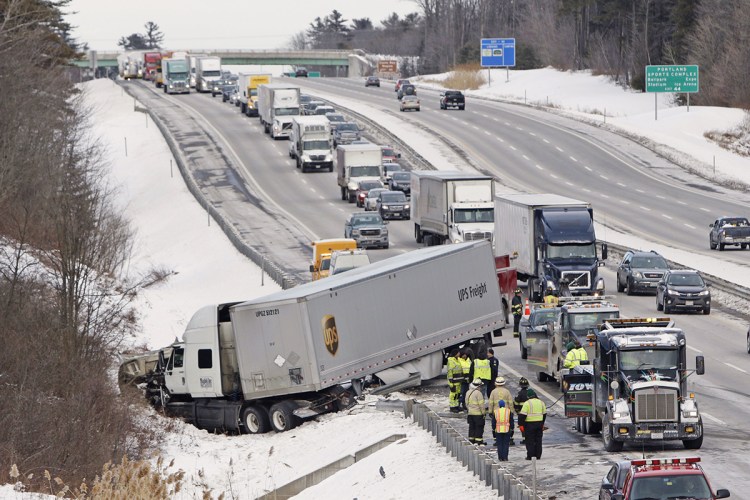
[388,171,411,194]
[598,461,631,500]
[365,76,380,87]
[295,67,308,77]
[221,84,238,102]
[656,269,711,315]
[299,94,313,113]
[211,78,234,97]
[616,250,669,295]
[376,190,410,220]
[397,84,416,100]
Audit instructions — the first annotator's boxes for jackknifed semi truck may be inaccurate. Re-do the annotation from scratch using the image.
[120,241,505,434]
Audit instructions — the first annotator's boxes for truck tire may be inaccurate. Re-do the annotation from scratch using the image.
[241,406,270,434]
[415,224,423,244]
[719,242,725,251]
[347,190,356,203]
[537,371,548,382]
[602,414,624,452]
[241,103,247,114]
[341,187,347,201]
[269,401,301,432]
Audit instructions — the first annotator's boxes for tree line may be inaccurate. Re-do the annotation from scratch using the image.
[298,2,750,108]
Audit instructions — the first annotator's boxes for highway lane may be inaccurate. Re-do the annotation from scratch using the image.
[295,77,750,270]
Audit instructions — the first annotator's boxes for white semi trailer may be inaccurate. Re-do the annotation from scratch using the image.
[257,83,301,139]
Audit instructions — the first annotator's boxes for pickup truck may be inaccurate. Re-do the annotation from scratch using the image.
[440,90,465,110]
[709,216,750,250]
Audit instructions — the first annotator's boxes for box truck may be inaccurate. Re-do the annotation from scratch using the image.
[195,56,221,93]
[238,73,271,117]
[186,53,207,88]
[289,116,333,172]
[494,193,607,301]
[120,241,504,434]
[411,171,495,247]
[258,83,301,139]
[336,144,384,203]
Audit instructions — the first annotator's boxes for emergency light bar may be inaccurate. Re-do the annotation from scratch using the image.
[631,457,701,467]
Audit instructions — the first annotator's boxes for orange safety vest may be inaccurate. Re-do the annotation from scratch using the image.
[494,407,512,433]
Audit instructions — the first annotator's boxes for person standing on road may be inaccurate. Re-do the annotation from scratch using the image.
[469,351,492,398]
[458,348,473,411]
[513,377,530,444]
[494,400,512,461]
[446,348,464,413]
[466,378,487,445]
[488,376,514,443]
[511,288,523,337]
[518,388,547,460]
[487,348,499,394]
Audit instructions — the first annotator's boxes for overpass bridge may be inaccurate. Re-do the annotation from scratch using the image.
[71,49,371,77]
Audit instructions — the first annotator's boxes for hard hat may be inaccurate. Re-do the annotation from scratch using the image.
[472,378,483,387]
[515,288,522,294]
[566,341,576,351]
[519,377,529,387]
[547,285,554,292]
[498,400,506,408]
[527,388,537,398]
[495,376,506,386]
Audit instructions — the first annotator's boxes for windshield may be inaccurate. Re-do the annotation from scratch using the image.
[619,349,679,372]
[548,243,596,259]
[531,309,559,326]
[250,89,258,97]
[303,140,329,151]
[454,208,494,223]
[203,70,221,77]
[381,193,406,203]
[170,72,188,79]
[667,273,704,287]
[359,181,382,190]
[352,215,383,226]
[631,256,668,268]
[300,95,312,103]
[392,172,411,181]
[332,256,370,274]
[384,164,402,174]
[350,166,381,177]
[338,123,359,132]
[567,311,619,330]
[327,115,345,122]
[320,258,330,271]
[630,474,711,499]
[275,107,300,116]
[382,148,396,157]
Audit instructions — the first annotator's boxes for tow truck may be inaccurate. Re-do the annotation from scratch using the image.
[604,457,730,500]
[564,318,705,451]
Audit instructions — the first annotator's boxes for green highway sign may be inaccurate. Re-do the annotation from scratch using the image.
[646,65,699,93]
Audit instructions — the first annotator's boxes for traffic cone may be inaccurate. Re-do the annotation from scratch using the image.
[524,299,531,316]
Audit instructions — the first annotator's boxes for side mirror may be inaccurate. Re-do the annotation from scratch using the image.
[601,243,608,260]
[709,223,714,228]
[397,153,401,158]
[309,265,315,273]
[611,494,624,500]
[715,489,730,499]
[598,261,605,267]
[696,355,705,375]
[601,483,614,492]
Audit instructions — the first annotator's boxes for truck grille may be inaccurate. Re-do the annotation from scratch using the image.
[464,232,492,242]
[360,229,381,236]
[561,271,590,289]
[282,123,292,131]
[634,388,678,422]
[310,154,326,161]
[644,272,664,279]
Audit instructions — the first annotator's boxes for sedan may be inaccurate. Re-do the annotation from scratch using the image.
[365,76,380,87]
[400,95,420,111]
[355,180,385,208]
[598,461,631,500]
[364,188,388,211]
[388,171,411,194]
[656,269,711,314]
[376,190,410,220]
[344,212,389,249]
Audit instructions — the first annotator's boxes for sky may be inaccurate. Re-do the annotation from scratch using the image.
[65,0,420,52]
[4,67,750,497]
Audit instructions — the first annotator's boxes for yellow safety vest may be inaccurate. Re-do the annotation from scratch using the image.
[447,356,463,381]
[543,294,559,306]
[459,357,471,375]
[520,398,547,422]
[494,407,512,433]
[564,347,589,369]
[474,358,491,380]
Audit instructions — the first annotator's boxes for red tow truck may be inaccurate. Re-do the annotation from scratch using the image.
[607,457,730,500]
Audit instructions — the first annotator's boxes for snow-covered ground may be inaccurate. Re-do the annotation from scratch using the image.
[5,67,750,498]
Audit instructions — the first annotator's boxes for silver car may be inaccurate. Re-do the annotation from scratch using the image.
[400,95,420,111]
[364,188,388,211]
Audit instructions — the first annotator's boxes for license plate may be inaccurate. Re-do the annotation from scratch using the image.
[651,432,664,439]
[685,300,693,306]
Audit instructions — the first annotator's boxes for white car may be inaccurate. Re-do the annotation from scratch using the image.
[364,188,388,211]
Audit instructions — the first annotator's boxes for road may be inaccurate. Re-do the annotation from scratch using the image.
[130,80,750,498]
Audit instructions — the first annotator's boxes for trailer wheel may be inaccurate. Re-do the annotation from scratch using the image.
[269,401,301,432]
[581,416,590,434]
[602,414,624,452]
[241,406,270,434]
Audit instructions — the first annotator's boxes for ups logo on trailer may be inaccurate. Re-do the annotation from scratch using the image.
[322,315,339,356]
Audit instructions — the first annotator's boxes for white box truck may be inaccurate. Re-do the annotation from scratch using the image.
[195,56,221,93]
[161,58,190,95]
[289,116,333,172]
[494,193,607,301]
[238,73,271,116]
[411,171,495,247]
[186,53,207,88]
[258,83,301,139]
[336,144,383,203]
[120,241,504,434]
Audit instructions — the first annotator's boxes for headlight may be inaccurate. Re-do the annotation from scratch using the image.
[612,411,629,419]
[382,228,388,234]
[682,409,698,418]
[405,204,410,209]
[352,229,361,235]
[383,205,390,209]
[668,289,679,296]
[699,290,710,296]
[633,271,643,279]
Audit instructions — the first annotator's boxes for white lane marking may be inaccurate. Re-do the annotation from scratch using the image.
[493,117,499,122]
[472,125,480,130]
[678,201,687,205]
[300,179,308,185]
[620,200,630,205]
[583,188,591,193]
[309,188,317,193]
[656,195,666,199]
[686,345,702,353]
[640,206,651,211]
[328,202,336,206]
[484,130,492,136]
[337,207,346,212]
[529,132,537,137]
[509,145,517,151]
[636,189,645,194]
[684,223,696,229]
[725,363,748,374]
[504,122,511,126]
[584,166,592,172]
[319,195,325,200]
[662,214,673,220]
[555,146,564,152]
[566,182,574,186]
[550,173,558,179]
[569,156,578,162]
[600,174,609,180]
[600,194,610,199]
[701,412,726,426]
[480,113,489,118]
[617,182,627,187]
[543,138,550,144]
[515,126,523,131]
[535,164,544,170]
[496,137,505,143]
[700,207,710,212]
[522,155,530,161]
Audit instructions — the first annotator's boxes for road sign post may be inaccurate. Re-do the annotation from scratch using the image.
[645,65,699,120]
[481,38,516,84]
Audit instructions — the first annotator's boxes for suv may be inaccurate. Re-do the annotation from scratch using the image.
[388,171,411,194]
[397,84,416,100]
[376,190,410,220]
[616,250,669,295]
[344,212,389,249]
[365,76,380,87]
[295,67,308,77]
[604,457,729,500]
[656,269,711,315]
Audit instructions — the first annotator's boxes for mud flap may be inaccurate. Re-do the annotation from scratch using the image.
[563,372,594,418]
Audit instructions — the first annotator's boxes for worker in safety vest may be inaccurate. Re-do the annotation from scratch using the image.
[564,341,589,369]
[511,288,523,337]
[458,348,473,411]
[494,400,512,461]
[466,378,487,445]
[446,348,465,413]
[469,352,492,398]
[488,376,515,443]
[513,377,530,444]
[518,388,547,460]
[543,286,559,306]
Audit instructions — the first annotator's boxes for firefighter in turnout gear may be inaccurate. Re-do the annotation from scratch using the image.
[564,341,589,369]
[518,388,547,460]
[446,348,465,413]
[466,379,487,445]
[488,376,515,444]
[511,288,523,337]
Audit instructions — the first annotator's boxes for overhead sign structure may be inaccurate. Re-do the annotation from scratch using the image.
[645,65,699,93]
[481,38,516,67]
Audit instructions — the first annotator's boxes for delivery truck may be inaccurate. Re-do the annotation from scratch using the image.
[119,241,504,434]
[238,73,271,117]
[494,193,607,301]
[258,83,301,139]
[195,56,222,93]
[289,116,333,172]
[336,144,384,203]
[411,171,495,247]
